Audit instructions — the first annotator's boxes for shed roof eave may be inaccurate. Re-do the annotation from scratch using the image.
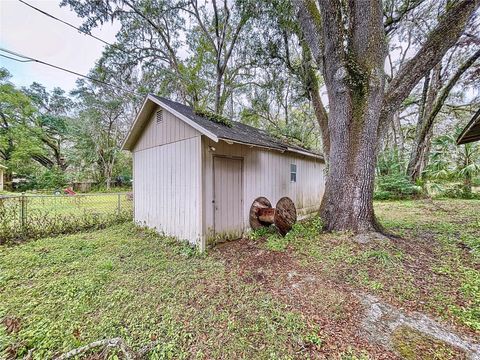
[121,95,219,151]
[286,147,325,161]
[457,108,480,145]
[218,138,324,161]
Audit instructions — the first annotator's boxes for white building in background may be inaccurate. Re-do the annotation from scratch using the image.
[0,164,6,191]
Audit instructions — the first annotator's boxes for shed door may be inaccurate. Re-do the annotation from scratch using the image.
[213,157,243,239]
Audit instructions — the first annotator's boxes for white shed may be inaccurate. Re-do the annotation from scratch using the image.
[0,164,6,191]
[123,95,326,250]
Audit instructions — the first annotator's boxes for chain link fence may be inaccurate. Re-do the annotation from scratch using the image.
[0,193,133,244]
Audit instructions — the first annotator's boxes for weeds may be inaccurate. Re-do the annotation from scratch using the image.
[248,215,324,252]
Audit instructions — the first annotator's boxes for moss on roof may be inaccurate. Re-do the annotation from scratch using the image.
[193,108,233,127]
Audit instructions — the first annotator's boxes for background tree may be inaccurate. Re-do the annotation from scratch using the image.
[0,69,35,180]
[70,75,132,189]
[24,82,73,170]
[62,0,259,115]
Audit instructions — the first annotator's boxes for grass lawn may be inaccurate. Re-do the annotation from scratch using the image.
[0,225,316,359]
[1,199,479,359]
[1,193,132,217]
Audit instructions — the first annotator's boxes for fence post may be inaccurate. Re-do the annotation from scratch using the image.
[20,192,26,231]
[117,193,121,217]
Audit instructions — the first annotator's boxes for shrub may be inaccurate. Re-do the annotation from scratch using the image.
[437,183,480,199]
[374,173,422,200]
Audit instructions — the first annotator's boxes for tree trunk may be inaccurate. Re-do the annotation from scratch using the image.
[391,112,405,157]
[320,69,385,232]
[463,173,472,195]
[317,0,385,232]
[408,65,441,181]
[214,70,222,114]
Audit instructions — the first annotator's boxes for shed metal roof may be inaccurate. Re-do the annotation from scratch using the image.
[123,94,324,160]
[457,108,480,145]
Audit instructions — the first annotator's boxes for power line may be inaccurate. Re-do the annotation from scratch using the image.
[17,0,130,56]
[0,47,136,94]
[0,53,32,63]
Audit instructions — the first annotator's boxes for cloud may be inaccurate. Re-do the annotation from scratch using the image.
[0,0,119,91]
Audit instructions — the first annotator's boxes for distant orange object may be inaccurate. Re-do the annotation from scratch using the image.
[64,187,76,196]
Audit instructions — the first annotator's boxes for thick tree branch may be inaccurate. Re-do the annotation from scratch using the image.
[293,0,324,69]
[381,0,480,132]
[293,1,330,160]
[301,41,330,161]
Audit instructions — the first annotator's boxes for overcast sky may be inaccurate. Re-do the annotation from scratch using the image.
[0,0,119,92]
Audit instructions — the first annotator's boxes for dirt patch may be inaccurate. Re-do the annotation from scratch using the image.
[214,239,399,358]
[214,235,480,358]
[2,316,21,334]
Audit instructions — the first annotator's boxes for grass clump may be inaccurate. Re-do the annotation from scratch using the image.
[248,215,323,252]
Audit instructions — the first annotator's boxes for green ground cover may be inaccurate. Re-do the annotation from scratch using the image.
[0,225,315,359]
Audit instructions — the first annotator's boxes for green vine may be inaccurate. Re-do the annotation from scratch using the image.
[194,108,233,127]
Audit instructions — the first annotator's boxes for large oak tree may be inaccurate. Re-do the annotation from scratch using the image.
[294,0,479,233]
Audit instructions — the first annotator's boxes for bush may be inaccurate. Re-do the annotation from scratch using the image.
[437,183,480,199]
[37,167,68,189]
[374,173,422,200]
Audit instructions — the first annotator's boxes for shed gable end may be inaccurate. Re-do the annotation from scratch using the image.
[133,105,200,152]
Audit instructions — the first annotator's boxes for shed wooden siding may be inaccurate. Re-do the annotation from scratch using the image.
[132,106,203,246]
[133,105,199,152]
[202,138,325,238]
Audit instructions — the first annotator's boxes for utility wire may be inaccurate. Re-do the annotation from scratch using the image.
[17,0,131,56]
[0,53,32,63]
[0,47,136,94]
